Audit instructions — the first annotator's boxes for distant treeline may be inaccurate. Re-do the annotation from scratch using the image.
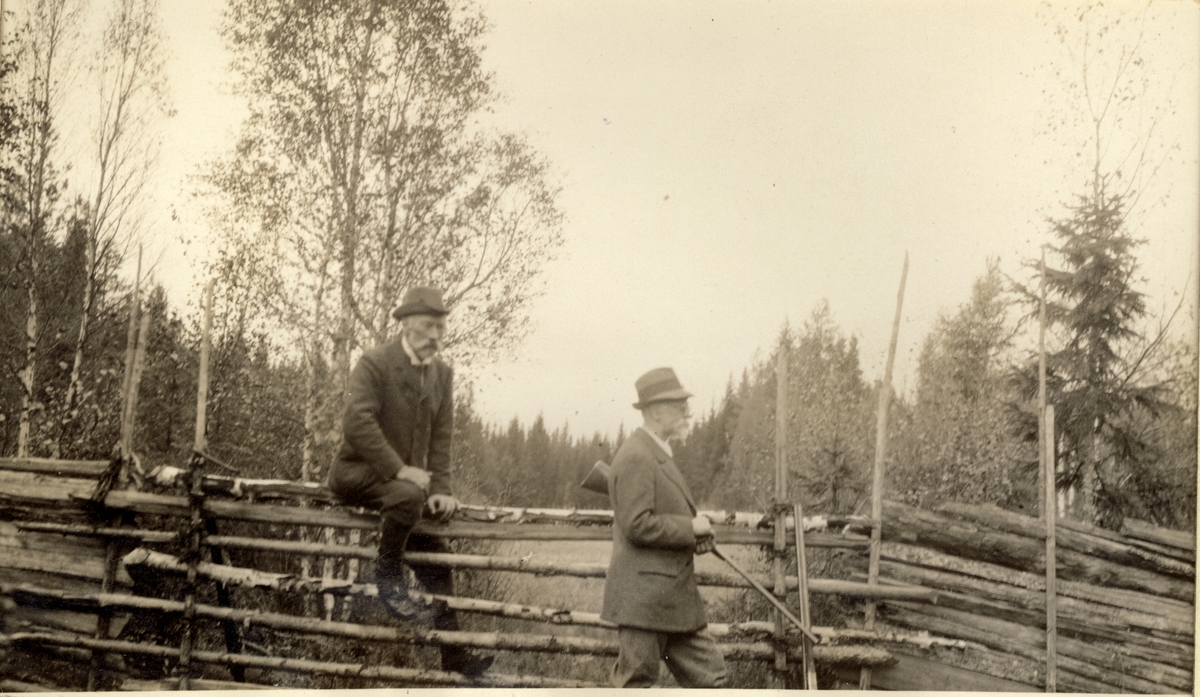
[1,0,1192,534]
[0,219,1195,532]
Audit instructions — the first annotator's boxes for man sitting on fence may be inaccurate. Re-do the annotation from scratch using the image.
[327,285,492,678]
[601,367,727,688]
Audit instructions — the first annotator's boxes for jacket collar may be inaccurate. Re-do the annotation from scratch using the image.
[389,340,435,395]
[633,428,697,512]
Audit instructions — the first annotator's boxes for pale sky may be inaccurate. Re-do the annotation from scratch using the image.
[37,0,1200,439]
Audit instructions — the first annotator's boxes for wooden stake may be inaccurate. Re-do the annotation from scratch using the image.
[861,252,908,689]
[772,347,789,687]
[118,313,150,486]
[179,280,214,690]
[194,280,214,454]
[118,247,141,462]
[1045,403,1057,692]
[794,502,818,689]
[1038,249,1048,520]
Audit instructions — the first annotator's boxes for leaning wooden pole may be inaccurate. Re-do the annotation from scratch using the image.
[1038,250,1048,520]
[1045,403,1058,692]
[179,280,215,690]
[193,280,214,457]
[861,252,908,690]
[794,502,818,689]
[118,247,142,481]
[772,346,790,688]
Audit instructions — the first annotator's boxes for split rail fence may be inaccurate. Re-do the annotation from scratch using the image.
[0,454,1191,691]
[0,456,935,689]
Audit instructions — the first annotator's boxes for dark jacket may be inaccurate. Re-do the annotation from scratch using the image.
[327,340,454,499]
[601,427,706,633]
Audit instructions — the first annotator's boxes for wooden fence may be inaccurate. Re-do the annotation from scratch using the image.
[0,455,1193,690]
[0,455,944,690]
[845,500,1195,692]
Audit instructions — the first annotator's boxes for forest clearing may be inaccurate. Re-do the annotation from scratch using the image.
[0,0,1195,690]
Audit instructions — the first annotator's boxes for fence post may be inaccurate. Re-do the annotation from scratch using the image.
[1044,404,1057,692]
[178,280,214,690]
[772,347,789,688]
[860,253,907,689]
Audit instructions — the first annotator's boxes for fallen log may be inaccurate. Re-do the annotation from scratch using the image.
[1,632,603,688]
[884,602,1192,693]
[882,500,1194,602]
[937,502,1195,579]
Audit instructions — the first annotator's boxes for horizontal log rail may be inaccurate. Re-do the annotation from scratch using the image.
[79,554,950,647]
[118,677,281,691]
[882,541,1193,619]
[937,502,1195,579]
[864,574,1194,675]
[881,500,1195,603]
[118,466,879,533]
[0,632,601,688]
[884,602,1193,693]
[876,559,1194,637]
[0,457,111,478]
[2,587,895,668]
[122,546,937,601]
[17,497,867,548]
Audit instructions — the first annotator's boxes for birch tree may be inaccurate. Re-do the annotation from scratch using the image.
[207,0,563,483]
[7,0,81,456]
[59,0,168,450]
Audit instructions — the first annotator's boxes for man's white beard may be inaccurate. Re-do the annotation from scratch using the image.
[666,422,689,442]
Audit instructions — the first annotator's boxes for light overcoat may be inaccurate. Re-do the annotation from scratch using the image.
[601,428,706,633]
[327,340,454,508]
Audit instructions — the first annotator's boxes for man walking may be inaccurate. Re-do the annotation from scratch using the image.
[601,367,727,688]
[327,285,492,678]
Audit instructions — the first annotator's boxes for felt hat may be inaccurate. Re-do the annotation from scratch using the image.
[632,367,693,409]
[392,286,449,321]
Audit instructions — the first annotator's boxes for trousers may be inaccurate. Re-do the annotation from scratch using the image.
[611,626,727,688]
[341,477,459,633]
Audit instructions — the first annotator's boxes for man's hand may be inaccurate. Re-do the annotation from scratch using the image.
[395,466,431,492]
[695,535,716,555]
[691,514,713,538]
[427,494,458,521]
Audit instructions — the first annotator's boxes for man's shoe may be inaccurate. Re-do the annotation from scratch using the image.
[443,650,494,678]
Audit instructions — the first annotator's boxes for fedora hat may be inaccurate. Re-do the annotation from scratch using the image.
[632,367,693,409]
[392,286,449,321]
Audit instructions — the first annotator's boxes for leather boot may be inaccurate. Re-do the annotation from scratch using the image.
[375,519,436,625]
[376,554,438,624]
